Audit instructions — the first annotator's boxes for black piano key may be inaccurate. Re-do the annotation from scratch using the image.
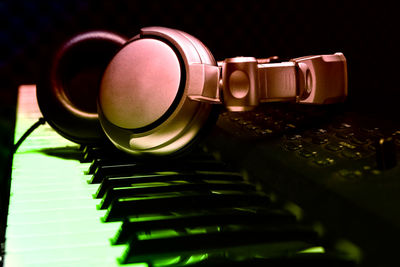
[89,163,138,184]
[98,180,257,209]
[171,253,356,267]
[86,157,135,175]
[88,160,233,184]
[86,150,216,175]
[102,191,271,222]
[94,171,245,199]
[80,145,124,163]
[112,208,296,245]
[119,225,320,264]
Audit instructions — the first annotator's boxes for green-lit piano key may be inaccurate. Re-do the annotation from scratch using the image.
[103,190,271,222]
[98,180,256,209]
[112,208,296,245]
[94,171,243,199]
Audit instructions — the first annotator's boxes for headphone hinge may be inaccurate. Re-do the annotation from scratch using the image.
[221,57,260,111]
[187,63,222,104]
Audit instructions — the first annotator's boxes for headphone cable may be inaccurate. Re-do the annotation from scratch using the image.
[13,117,46,153]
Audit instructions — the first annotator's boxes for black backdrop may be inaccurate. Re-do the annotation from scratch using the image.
[2,0,400,106]
[1,0,399,250]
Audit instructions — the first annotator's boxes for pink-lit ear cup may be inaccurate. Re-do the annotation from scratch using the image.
[37,31,127,144]
[97,27,219,156]
[99,38,182,130]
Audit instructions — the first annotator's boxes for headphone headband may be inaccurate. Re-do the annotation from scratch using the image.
[189,53,348,111]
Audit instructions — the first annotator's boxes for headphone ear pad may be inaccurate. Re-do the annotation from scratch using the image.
[37,31,127,144]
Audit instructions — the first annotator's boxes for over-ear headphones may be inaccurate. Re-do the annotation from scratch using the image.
[37,26,347,156]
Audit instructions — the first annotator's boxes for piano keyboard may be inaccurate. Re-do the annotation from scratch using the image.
[4,85,356,266]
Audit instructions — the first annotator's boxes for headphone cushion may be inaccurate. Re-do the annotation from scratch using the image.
[37,31,127,144]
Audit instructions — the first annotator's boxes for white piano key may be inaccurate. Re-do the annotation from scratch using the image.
[8,196,102,213]
[6,219,120,238]
[3,245,131,267]
[6,231,118,252]
[7,207,107,225]
[9,187,96,202]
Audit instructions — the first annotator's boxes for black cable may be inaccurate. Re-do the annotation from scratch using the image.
[13,117,46,153]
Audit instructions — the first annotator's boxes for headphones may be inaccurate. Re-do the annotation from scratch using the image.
[37,26,347,156]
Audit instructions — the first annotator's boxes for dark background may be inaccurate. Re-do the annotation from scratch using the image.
[1,0,399,254]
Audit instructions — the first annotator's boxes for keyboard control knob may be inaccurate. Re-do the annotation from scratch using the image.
[375,137,397,170]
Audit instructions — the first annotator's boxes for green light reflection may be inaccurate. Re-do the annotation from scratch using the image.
[297,246,325,254]
[149,253,209,267]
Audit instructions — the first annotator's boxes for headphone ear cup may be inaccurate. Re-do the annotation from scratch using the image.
[98,27,219,156]
[37,31,127,144]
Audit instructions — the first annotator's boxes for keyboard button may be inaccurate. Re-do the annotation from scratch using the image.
[338,169,363,180]
[341,150,362,159]
[313,157,335,167]
[350,134,368,145]
[325,142,344,152]
[336,131,354,140]
[312,136,329,145]
[284,141,303,151]
[298,149,318,158]
[333,122,352,130]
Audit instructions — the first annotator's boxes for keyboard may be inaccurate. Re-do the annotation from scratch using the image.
[204,102,400,266]
[3,85,357,266]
